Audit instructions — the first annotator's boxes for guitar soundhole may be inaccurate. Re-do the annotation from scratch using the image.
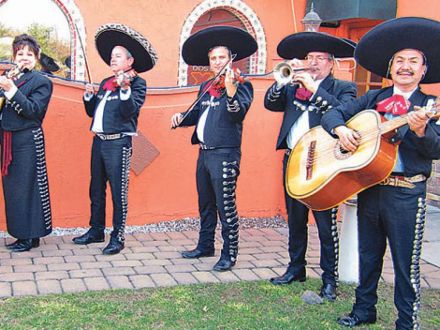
[334,141,353,160]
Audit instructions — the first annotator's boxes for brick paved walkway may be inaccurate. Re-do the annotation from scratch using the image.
[0,224,439,297]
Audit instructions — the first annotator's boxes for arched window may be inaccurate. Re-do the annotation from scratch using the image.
[0,0,86,81]
[178,0,266,86]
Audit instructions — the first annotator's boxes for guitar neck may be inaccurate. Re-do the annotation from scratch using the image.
[379,114,409,134]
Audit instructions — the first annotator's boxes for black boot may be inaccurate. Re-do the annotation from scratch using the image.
[7,238,39,251]
[72,229,105,245]
[102,237,125,255]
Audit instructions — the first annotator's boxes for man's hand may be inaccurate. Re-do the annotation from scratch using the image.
[408,108,428,137]
[85,83,95,95]
[334,126,361,152]
[224,67,238,97]
[171,113,183,128]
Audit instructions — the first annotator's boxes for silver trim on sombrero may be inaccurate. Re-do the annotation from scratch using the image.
[95,23,158,68]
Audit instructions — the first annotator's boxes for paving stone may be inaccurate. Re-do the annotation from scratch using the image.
[65,255,96,263]
[10,251,42,258]
[165,264,197,273]
[129,246,160,253]
[42,249,73,257]
[150,273,178,287]
[70,269,103,278]
[153,251,182,259]
[251,259,282,268]
[12,281,37,296]
[130,275,156,288]
[192,271,220,284]
[84,277,111,291]
[61,279,87,293]
[37,280,62,295]
[213,271,240,283]
[95,254,127,261]
[0,258,32,266]
[111,260,143,267]
[14,264,47,273]
[0,282,11,297]
[171,272,199,285]
[0,272,34,281]
[232,269,260,281]
[33,257,65,265]
[0,266,13,273]
[102,267,136,276]
[80,261,112,269]
[133,265,167,275]
[124,253,155,260]
[252,268,277,280]
[141,259,172,266]
[35,271,69,281]
[48,263,81,271]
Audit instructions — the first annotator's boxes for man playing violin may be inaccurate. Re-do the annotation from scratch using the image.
[321,17,440,329]
[72,24,157,255]
[171,26,257,271]
[264,32,357,301]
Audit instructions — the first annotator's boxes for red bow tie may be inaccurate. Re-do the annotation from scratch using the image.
[376,94,411,116]
[203,76,225,98]
[102,77,118,92]
[295,87,313,101]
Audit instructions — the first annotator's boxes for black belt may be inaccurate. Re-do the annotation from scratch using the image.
[95,133,124,141]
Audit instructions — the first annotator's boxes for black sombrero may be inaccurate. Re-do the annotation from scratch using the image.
[95,23,158,73]
[277,32,356,59]
[40,53,60,72]
[355,17,440,83]
[182,26,258,66]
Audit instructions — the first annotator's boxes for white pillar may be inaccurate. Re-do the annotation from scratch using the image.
[338,197,359,283]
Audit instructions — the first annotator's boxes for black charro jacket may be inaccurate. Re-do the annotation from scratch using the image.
[180,80,253,148]
[84,75,146,134]
[1,70,53,131]
[264,75,357,150]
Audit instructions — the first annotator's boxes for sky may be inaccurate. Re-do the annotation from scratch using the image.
[0,0,70,41]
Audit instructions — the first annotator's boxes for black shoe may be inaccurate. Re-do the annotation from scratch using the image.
[213,259,236,271]
[102,238,125,255]
[72,230,104,245]
[9,239,35,252]
[270,270,306,285]
[181,248,215,259]
[320,283,337,302]
[337,313,376,327]
[6,238,40,250]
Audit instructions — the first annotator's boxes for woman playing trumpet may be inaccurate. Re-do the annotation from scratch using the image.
[0,34,53,252]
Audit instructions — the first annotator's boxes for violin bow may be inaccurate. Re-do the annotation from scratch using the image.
[72,21,93,83]
[173,53,237,129]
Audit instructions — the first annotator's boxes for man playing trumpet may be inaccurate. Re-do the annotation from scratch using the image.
[264,32,357,301]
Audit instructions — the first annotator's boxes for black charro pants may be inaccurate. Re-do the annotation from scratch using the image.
[89,136,132,242]
[196,147,241,262]
[283,153,339,286]
[353,182,427,330]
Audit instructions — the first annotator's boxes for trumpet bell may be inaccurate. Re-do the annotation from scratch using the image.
[273,62,293,86]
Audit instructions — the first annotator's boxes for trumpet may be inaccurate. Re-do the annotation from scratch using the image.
[273,62,310,86]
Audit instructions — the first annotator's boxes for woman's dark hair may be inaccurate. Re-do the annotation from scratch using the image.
[12,34,40,58]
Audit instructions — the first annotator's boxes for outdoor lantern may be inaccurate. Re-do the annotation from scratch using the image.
[302,3,322,32]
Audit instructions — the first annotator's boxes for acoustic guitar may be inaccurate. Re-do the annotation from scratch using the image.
[285,107,439,211]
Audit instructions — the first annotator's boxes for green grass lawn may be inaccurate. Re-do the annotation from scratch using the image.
[0,279,438,329]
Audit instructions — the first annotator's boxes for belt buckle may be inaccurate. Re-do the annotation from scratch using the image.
[285,149,291,156]
[381,177,390,185]
[97,133,106,140]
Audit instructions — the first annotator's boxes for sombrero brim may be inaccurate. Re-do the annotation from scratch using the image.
[277,32,356,59]
[40,53,60,72]
[182,26,258,66]
[355,17,440,83]
[95,23,158,73]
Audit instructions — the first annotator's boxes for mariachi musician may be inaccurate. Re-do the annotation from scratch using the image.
[322,17,440,329]
[72,24,158,255]
[263,32,357,301]
[171,26,257,271]
[0,34,53,252]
